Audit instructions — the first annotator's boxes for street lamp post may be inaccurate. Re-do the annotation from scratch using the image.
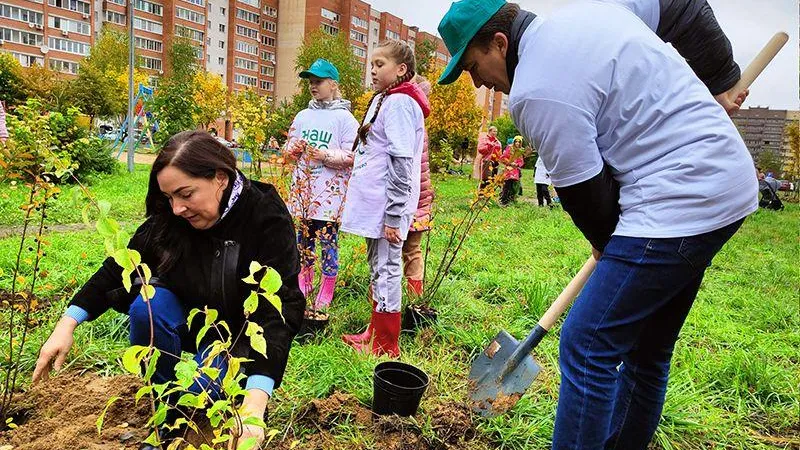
[126,0,135,173]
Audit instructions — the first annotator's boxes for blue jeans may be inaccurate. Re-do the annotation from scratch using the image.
[552,219,744,449]
[297,219,340,277]
[128,288,228,401]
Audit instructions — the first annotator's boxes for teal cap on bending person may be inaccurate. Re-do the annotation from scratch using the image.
[299,58,340,81]
[437,0,506,85]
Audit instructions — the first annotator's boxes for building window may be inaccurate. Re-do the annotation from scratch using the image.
[321,23,338,35]
[260,50,274,62]
[47,36,90,55]
[262,20,276,32]
[259,80,273,91]
[175,24,203,41]
[140,56,162,71]
[261,35,274,46]
[13,51,43,67]
[220,6,225,14]
[49,16,91,35]
[386,30,399,40]
[47,0,90,14]
[234,73,257,86]
[104,10,125,24]
[134,17,164,33]
[236,8,259,23]
[0,4,44,26]
[351,45,366,58]
[350,29,366,43]
[263,6,276,17]
[219,23,225,32]
[320,8,338,22]
[49,58,79,74]
[0,27,43,46]
[134,0,162,16]
[218,40,224,48]
[235,25,258,40]
[134,36,163,52]
[235,57,257,71]
[218,56,224,65]
[175,6,205,24]
[181,0,204,6]
[260,65,273,76]
[107,0,125,5]
[236,40,258,55]
[238,0,258,7]
[351,16,367,29]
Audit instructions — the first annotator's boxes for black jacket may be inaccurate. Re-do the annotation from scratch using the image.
[69,180,304,388]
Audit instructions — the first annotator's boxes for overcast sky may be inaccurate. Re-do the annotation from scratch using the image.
[369,0,799,110]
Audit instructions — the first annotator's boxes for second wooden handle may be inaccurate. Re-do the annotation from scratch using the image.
[539,256,597,331]
[730,32,789,98]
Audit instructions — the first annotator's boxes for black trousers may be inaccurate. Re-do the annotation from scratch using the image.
[536,183,552,206]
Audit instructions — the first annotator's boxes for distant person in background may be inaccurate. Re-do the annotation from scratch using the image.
[477,126,503,192]
[499,136,524,206]
[533,153,553,207]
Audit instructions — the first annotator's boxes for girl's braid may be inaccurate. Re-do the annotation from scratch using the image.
[356,71,415,145]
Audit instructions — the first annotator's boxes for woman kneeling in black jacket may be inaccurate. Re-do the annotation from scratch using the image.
[32,130,304,447]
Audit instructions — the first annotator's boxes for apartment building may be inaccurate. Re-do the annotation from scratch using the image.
[731,107,795,167]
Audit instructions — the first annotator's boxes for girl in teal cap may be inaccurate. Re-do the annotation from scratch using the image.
[284,58,359,314]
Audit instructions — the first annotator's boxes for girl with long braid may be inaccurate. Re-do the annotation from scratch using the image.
[340,40,430,357]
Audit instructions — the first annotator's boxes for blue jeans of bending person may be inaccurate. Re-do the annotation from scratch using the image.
[128,287,228,401]
[552,219,744,450]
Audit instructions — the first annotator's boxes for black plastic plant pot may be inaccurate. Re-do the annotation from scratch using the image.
[372,361,429,417]
[295,310,329,343]
[401,304,438,332]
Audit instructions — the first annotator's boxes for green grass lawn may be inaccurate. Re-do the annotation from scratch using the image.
[1,169,798,449]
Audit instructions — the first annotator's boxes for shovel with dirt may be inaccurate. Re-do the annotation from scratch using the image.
[468,255,597,417]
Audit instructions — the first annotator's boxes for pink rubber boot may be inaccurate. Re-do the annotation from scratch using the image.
[298,266,314,298]
[314,275,337,310]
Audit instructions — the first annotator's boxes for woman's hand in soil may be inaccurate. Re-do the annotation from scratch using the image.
[230,389,269,449]
[32,316,77,383]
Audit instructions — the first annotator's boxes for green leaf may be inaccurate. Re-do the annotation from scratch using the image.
[200,366,221,381]
[122,268,133,292]
[143,430,160,445]
[143,348,161,381]
[96,216,119,237]
[259,267,282,294]
[187,308,201,330]
[177,393,199,408]
[204,308,218,327]
[152,403,168,426]
[212,434,232,445]
[248,260,263,275]
[135,385,155,404]
[243,291,259,316]
[122,345,146,375]
[98,199,111,216]
[195,324,211,350]
[245,322,267,357]
[114,248,134,271]
[260,293,284,323]
[81,203,91,225]
[174,360,198,389]
[141,264,153,285]
[140,284,156,301]
[95,396,120,435]
[237,437,259,450]
[242,416,267,429]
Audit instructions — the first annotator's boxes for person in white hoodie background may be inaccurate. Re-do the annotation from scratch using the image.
[284,59,359,312]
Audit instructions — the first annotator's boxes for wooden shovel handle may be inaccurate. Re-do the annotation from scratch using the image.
[729,32,789,100]
[538,256,597,331]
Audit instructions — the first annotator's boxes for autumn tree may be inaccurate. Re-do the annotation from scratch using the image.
[783,119,799,181]
[427,67,482,172]
[414,39,438,78]
[0,52,26,106]
[193,71,228,129]
[150,37,200,144]
[353,90,374,123]
[231,89,270,177]
[22,64,73,113]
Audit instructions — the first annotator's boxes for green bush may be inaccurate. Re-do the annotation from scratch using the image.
[67,136,119,180]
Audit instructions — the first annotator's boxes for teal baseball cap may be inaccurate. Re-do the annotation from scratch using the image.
[437,0,506,85]
[299,58,340,81]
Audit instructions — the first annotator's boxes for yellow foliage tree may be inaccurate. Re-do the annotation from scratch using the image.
[427,67,483,172]
[784,119,800,181]
[231,88,270,178]
[193,71,228,130]
[353,90,374,123]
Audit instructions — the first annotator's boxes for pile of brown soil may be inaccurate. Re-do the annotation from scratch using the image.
[0,373,150,450]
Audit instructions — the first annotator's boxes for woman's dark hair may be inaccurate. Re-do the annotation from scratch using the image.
[468,3,521,52]
[145,130,238,272]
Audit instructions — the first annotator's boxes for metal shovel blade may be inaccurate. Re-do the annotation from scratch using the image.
[468,330,541,418]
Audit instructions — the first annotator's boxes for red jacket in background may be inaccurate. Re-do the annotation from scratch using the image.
[501,145,524,181]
